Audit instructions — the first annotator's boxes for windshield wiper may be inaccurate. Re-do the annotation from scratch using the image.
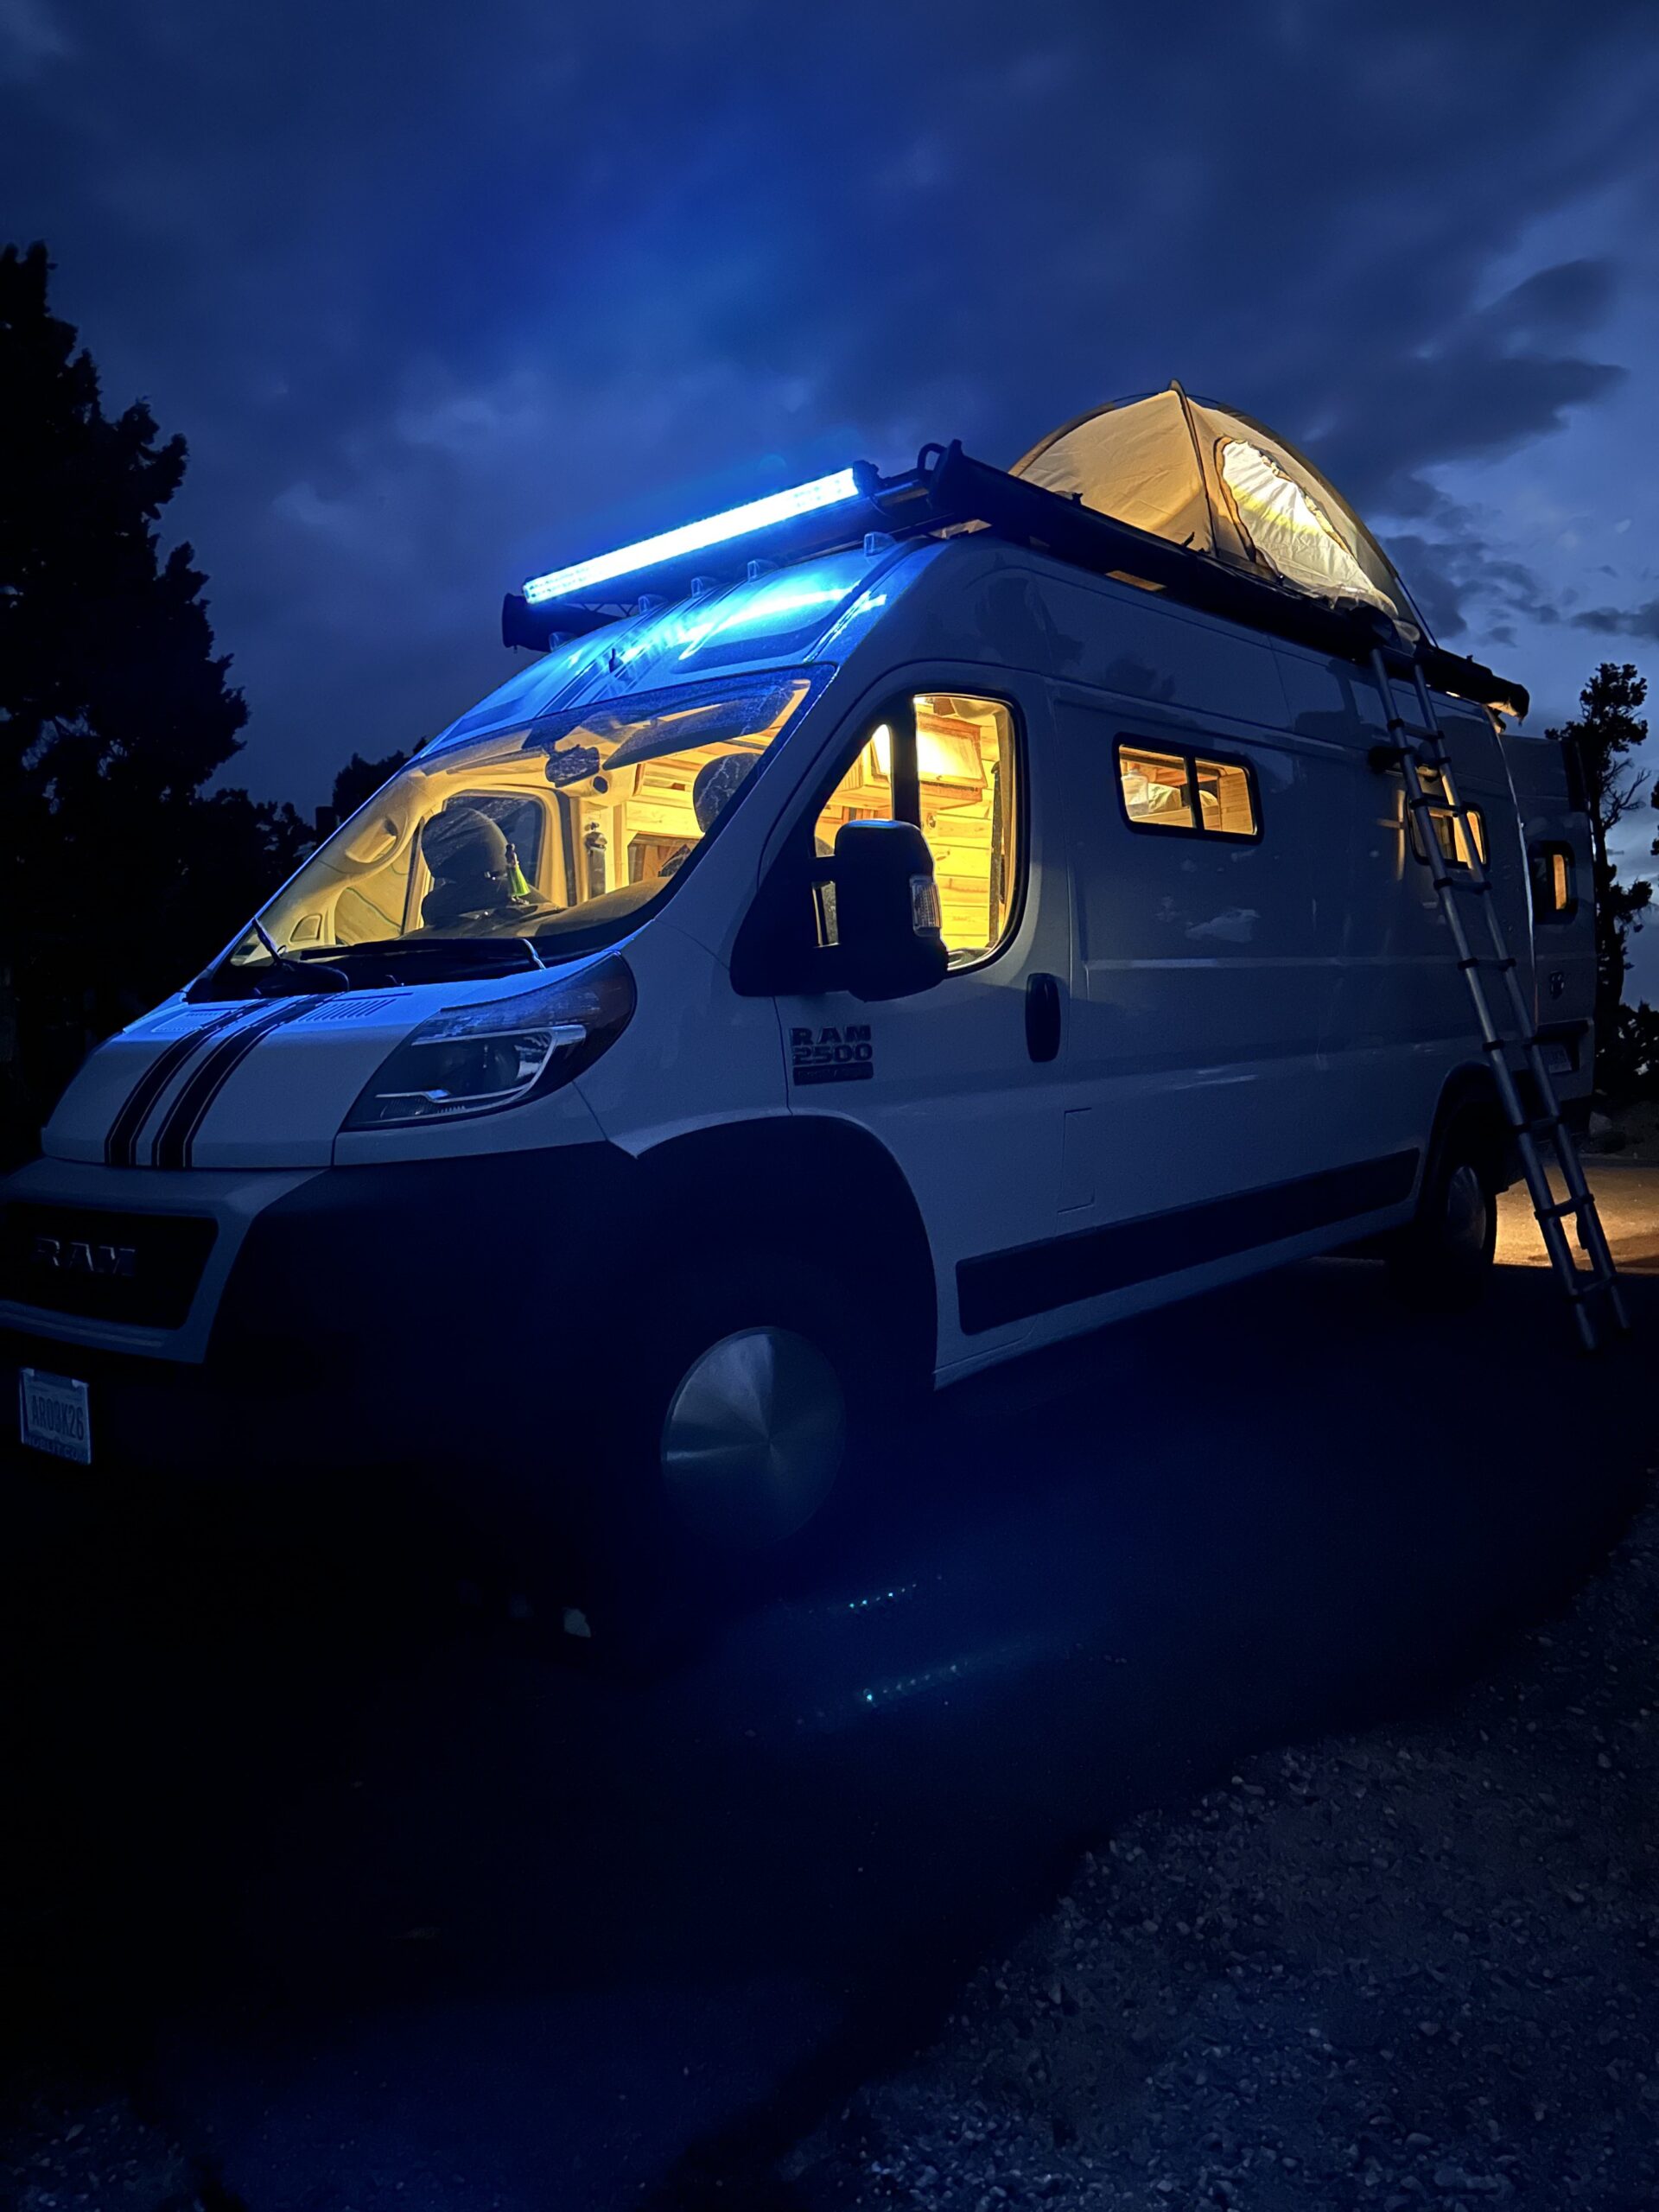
[191,928,550,1003]
[250,919,350,995]
[320,938,548,971]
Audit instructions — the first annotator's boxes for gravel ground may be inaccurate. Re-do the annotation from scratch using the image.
[1,2078,210,2212]
[780,1493,1659,2212]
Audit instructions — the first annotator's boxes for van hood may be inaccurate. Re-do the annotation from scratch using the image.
[43,962,601,1172]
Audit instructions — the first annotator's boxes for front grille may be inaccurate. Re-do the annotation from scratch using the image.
[0,1203,218,1329]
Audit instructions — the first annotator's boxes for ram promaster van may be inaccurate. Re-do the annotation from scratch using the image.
[1,390,1605,1606]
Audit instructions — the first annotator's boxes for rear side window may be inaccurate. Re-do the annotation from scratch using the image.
[1116,742,1260,839]
[1530,842,1578,922]
[1408,768,1486,870]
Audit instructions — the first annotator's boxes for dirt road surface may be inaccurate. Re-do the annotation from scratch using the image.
[1497,1158,1659,1274]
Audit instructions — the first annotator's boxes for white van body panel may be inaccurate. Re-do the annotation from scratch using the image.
[1042,680,1361,1339]
[47,971,611,1173]
[1506,732,1596,1106]
[1270,644,1529,1191]
[11,532,1553,1416]
[42,998,265,1166]
[572,917,790,1155]
[767,661,1077,1373]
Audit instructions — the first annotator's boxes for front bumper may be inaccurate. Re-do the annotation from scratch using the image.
[3,1142,645,1493]
[2,1329,315,1478]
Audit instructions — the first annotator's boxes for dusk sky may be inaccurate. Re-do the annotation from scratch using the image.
[5,1,1658,990]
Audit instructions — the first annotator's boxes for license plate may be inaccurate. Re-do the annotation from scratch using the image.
[18,1368,92,1465]
[1541,1043,1573,1076]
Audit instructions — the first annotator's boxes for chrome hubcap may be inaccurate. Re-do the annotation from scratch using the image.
[1444,1161,1490,1262]
[660,1326,845,1548]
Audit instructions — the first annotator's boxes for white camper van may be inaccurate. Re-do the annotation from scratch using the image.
[1,392,1599,1591]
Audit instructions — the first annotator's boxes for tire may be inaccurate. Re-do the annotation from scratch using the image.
[575,1255,876,1638]
[1385,1116,1499,1313]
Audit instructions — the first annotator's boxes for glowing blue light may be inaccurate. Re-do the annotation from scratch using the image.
[522,469,864,606]
[678,581,849,658]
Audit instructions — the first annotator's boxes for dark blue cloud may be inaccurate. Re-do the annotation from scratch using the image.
[1572,599,1659,640]
[3,0,1656,798]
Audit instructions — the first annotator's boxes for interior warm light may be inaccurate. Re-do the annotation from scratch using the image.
[868,722,981,781]
[230,676,821,971]
[821,695,1018,966]
[523,470,863,606]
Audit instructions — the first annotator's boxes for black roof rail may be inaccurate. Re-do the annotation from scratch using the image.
[502,440,1529,720]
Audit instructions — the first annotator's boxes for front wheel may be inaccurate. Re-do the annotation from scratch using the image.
[1385,1122,1498,1313]
[571,1257,878,1646]
[658,1320,847,1551]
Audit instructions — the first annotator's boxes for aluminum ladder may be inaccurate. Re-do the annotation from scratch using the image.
[1370,646,1628,1350]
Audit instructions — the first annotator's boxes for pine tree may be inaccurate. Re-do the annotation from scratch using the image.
[1546,662,1650,1088]
[0,241,307,1154]
[332,749,411,822]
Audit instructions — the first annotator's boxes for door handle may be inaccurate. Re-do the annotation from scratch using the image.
[1025,972,1062,1064]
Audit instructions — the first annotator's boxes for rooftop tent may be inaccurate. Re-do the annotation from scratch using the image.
[1011,385,1424,637]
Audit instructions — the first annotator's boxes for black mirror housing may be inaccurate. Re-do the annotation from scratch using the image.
[831,819,949,1002]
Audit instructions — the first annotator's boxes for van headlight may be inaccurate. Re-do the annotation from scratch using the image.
[343,956,635,1129]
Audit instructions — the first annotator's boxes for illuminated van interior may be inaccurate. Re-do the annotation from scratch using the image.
[817,694,1018,962]
[1412,766,1488,868]
[1116,744,1259,838]
[229,681,1019,976]
[232,677,816,969]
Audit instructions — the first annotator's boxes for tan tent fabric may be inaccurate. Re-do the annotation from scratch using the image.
[1012,386,1414,630]
[1213,436,1388,607]
[1014,387,1212,551]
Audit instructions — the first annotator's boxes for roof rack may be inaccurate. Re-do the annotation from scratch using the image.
[502,442,1529,721]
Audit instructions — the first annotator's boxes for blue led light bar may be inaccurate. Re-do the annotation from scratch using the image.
[522,467,866,607]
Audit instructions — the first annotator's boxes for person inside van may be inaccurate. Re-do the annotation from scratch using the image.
[658,751,758,878]
[420,805,537,930]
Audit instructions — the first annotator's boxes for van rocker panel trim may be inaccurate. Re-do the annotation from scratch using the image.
[957,1147,1420,1335]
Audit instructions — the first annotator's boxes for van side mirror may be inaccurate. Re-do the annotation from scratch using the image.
[830,819,949,1002]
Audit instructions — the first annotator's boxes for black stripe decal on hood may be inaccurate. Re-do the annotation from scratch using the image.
[104,1008,249,1167]
[150,999,315,1170]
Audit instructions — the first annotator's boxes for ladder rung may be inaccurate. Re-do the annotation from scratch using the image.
[1535,1196,1586,1222]
[1375,640,1627,1351]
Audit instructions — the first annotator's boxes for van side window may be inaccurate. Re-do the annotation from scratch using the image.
[1194,757,1258,836]
[814,694,1020,965]
[1408,769,1486,870]
[1116,742,1259,839]
[1118,747,1193,829]
[1530,842,1578,922]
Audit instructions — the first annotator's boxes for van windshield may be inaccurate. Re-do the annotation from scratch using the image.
[197,671,817,996]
